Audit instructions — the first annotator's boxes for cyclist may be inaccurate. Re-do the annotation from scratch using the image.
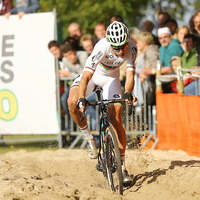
[68,21,138,184]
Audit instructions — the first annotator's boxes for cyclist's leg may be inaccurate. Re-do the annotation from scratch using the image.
[67,75,98,158]
[101,73,125,154]
[68,75,95,127]
[68,86,86,128]
[108,104,126,155]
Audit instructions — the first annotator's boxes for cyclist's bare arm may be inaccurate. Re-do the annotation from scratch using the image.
[78,71,93,99]
[78,71,93,112]
[125,69,135,93]
[124,69,138,104]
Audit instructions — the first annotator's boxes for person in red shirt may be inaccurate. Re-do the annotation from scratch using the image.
[0,0,13,15]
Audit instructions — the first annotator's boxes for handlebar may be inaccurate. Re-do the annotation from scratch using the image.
[80,98,133,121]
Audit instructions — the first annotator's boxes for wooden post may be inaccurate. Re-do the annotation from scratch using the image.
[156,60,162,91]
[176,59,184,94]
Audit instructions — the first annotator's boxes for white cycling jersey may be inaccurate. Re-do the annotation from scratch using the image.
[84,38,137,75]
[71,38,138,100]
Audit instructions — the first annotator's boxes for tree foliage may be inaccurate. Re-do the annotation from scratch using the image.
[148,0,199,20]
[37,0,199,42]
[38,0,148,41]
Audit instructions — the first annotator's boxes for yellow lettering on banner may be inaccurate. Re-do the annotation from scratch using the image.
[0,90,18,121]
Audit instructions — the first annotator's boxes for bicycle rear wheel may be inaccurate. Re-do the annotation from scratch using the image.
[105,125,123,195]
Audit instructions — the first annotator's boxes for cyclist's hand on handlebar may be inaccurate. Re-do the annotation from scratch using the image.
[124,92,137,105]
[124,92,138,105]
[77,98,89,112]
[124,92,137,116]
[124,92,132,105]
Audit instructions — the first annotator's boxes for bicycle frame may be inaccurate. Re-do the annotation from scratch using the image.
[83,86,132,194]
[95,87,111,177]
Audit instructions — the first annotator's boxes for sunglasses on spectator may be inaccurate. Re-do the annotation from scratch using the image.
[158,35,169,40]
[111,43,128,52]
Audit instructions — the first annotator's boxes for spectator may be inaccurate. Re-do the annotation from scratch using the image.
[94,21,106,42]
[141,19,160,47]
[158,26,184,75]
[80,34,95,55]
[48,40,62,61]
[165,18,178,35]
[60,43,96,129]
[61,43,88,79]
[137,32,159,82]
[193,11,200,66]
[110,14,123,23]
[141,20,154,33]
[158,11,171,26]
[170,55,182,74]
[63,36,81,51]
[68,22,84,51]
[158,26,184,93]
[181,33,199,96]
[170,55,193,93]
[137,32,159,105]
[4,0,40,19]
[48,40,67,144]
[0,0,13,15]
[48,40,64,99]
[48,40,65,81]
[130,26,143,75]
[184,66,200,95]
[182,34,198,72]
[170,54,199,96]
[193,11,200,35]
[189,15,198,35]
[129,26,140,44]
[174,25,191,51]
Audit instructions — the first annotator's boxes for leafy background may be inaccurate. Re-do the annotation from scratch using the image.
[14,0,199,43]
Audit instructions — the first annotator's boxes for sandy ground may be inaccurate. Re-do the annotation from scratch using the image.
[0,148,200,200]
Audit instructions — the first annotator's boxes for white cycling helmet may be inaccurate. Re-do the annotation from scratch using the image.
[106,21,129,46]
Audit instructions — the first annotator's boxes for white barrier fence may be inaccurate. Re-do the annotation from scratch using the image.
[0,10,62,147]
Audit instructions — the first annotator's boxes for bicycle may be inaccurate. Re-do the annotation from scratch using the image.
[81,86,133,195]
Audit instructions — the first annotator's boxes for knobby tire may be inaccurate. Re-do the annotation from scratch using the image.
[105,125,123,195]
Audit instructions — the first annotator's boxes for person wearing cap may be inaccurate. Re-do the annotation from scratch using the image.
[158,26,184,75]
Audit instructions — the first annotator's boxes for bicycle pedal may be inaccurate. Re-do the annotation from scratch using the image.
[96,163,103,172]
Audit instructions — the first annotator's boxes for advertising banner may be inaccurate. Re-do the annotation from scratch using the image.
[0,12,60,134]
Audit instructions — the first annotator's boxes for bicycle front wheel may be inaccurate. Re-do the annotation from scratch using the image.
[105,125,123,195]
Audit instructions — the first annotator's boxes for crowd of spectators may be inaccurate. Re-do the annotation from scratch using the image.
[46,11,200,133]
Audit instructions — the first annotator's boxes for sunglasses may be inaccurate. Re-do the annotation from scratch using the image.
[111,43,128,52]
